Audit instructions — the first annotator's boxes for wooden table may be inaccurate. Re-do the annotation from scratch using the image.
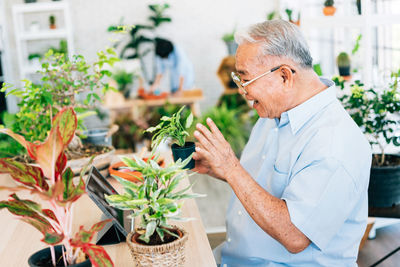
[0,153,216,266]
[104,90,204,123]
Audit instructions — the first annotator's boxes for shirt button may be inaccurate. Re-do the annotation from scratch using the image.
[238,210,242,215]
[262,155,266,160]
[227,238,231,242]
[274,128,278,132]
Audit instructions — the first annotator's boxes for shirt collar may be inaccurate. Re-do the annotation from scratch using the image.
[279,77,336,135]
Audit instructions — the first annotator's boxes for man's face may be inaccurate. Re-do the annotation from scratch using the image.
[235,42,290,118]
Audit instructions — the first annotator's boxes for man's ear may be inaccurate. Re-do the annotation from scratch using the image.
[280,67,294,87]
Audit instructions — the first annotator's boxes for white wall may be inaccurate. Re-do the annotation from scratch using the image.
[2,0,277,111]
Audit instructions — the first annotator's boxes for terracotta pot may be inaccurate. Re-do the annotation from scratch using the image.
[126,227,188,267]
[109,157,165,182]
[137,88,168,100]
[28,245,91,267]
[323,6,336,16]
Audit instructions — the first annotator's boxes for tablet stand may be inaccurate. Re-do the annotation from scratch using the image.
[96,218,126,245]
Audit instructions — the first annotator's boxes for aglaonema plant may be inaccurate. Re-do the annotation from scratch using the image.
[0,107,113,266]
[338,70,400,166]
[105,154,204,244]
[145,105,193,149]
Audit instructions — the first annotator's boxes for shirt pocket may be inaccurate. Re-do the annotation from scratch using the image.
[268,164,289,198]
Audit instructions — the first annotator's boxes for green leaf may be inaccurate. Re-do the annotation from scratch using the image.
[185,112,193,129]
[144,220,157,242]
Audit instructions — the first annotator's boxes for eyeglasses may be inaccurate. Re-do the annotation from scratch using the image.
[231,65,295,95]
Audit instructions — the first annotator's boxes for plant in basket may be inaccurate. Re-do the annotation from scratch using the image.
[145,106,195,169]
[0,107,113,266]
[105,154,204,267]
[338,71,400,207]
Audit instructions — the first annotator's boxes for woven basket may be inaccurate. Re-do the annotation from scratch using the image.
[126,227,188,267]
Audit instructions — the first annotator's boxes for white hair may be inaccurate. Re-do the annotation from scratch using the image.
[235,19,313,68]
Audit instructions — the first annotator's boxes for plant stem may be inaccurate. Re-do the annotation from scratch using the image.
[50,246,56,266]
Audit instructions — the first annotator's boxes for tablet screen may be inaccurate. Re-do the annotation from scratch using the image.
[86,166,133,236]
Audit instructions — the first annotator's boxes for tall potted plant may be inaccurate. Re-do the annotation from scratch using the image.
[0,107,113,266]
[338,72,400,207]
[222,29,238,55]
[105,154,203,267]
[337,52,351,77]
[145,106,195,169]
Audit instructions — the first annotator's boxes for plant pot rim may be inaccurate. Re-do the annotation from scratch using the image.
[109,157,165,182]
[171,141,195,149]
[371,154,400,169]
[126,226,188,254]
[28,245,91,267]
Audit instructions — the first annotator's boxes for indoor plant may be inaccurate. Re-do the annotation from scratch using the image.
[323,0,336,16]
[112,69,137,98]
[145,106,195,169]
[1,47,119,160]
[105,154,203,267]
[0,107,113,266]
[338,71,400,207]
[337,52,351,77]
[49,15,56,29]
[222,29,237,55]
[285,8,300,26]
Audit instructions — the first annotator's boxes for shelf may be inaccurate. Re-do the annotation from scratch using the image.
[12,2,68,13]
[302,14,400,29]
[20,29,67,40]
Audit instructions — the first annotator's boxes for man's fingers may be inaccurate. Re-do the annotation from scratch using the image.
[194,129,215,153]
[194,146,212,162]
[206,118,226,143]
[196,123,216,144]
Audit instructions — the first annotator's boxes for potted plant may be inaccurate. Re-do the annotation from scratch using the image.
[323,0,336,16]
[1,48,119,169]
[145,106,195,169]
[338,71,400,208]
[337,52,351,77]
[49,15,56,29]
[222,29,238,55]
[285,8,300,26]
[356,0,362,15]
[112,69,137,98]
[0,107,113,266]
[105,154,204,267]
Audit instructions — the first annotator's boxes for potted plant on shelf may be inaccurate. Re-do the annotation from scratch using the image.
[0,107,113,267]
[323,0,336,16]
[49,15,56,29]
[337,52,351,78]
[112,69,137,98]
[338,72,400,208]
[105,154,204,267]
[145,106,195,169]
[1,48,119,173]
[285,8,300,26]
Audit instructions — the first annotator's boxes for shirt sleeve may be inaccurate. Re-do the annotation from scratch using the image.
[281,157,359,251]
[156,56,165,75]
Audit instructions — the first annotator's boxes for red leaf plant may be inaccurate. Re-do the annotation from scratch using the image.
[0,107,113,267]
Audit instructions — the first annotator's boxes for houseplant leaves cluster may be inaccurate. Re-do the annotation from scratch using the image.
[0,107,113,266]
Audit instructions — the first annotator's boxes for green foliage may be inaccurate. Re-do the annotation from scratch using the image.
[0,108,113,266]
[112,114,142,151]
[0,112,25,157]
[105,154,204,244]
[332,75,345,89]
[337,52,350,67]
[285,9,293,21]
[266,11,279,20]
[313,63,323,76]
[1,48,119,146]
[148,3,172,27]
[324,0,334,7]
[146,106,193,148]
[28,53,41,61]
[112,69,137,97]
[49,15,55,25]
[352,34,362,55]
[338,71,400,166]
[222,30,235,43]
[200,103,250,156]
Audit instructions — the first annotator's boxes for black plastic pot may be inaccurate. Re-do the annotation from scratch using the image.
[28,245,91,267]
[171,142,195,169]
[338,66,351,76]
[369,155,400,208]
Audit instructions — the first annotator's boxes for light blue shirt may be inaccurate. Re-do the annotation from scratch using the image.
[220,78,372,267]
[156,44,194,92]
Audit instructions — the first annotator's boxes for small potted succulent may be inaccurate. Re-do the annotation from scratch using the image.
[337,52,351,77]
[145,106,195,169]
[49,15,56,29]
[285,8,300,26]
[338,71,400,208]
[222,29,238,55]
[323,0,336,16]
[0,107,113,266]
[105,154,204,267]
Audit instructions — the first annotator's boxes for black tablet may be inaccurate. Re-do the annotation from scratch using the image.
[86,166,134,242]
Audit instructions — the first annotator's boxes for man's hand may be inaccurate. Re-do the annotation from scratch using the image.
[193,118,241,181]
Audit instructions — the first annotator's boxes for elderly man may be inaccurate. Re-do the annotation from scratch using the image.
[193,20,371,266]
